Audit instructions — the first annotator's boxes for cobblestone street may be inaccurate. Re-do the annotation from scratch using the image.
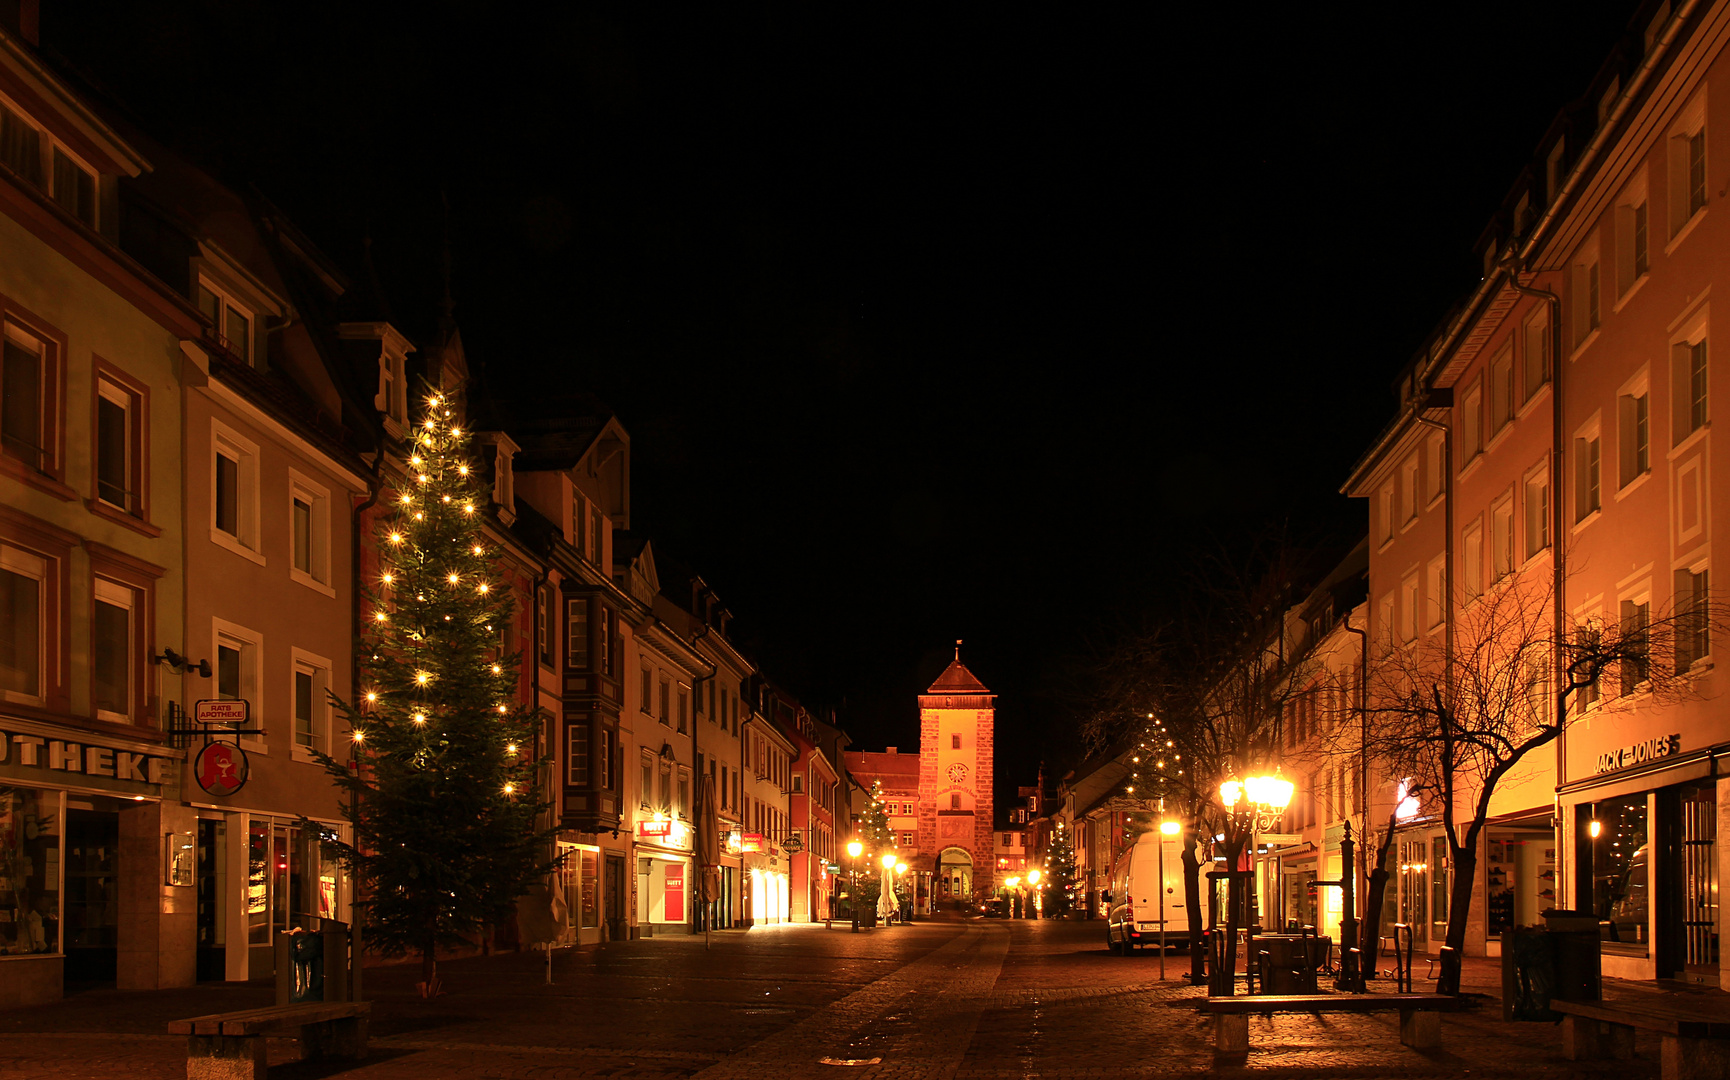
[0,916,1682,1079]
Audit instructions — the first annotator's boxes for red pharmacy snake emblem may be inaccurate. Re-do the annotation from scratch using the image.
[196,743,248,796]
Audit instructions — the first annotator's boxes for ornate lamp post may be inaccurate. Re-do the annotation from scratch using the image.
[1026,868,1042,919]
[895,862,908,923]
[1216,768,1293,995]
[880,852,898,925]
[846,839,863,933]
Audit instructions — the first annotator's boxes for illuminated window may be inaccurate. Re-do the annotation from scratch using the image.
[1668,92,1708,237]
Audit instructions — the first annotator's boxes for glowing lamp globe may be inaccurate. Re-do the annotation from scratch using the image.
[881,852,898,869]
[1219,777,1243,810]
[1027,869,1042,885]
[847,839,863,858]
[1160,819,1182,837]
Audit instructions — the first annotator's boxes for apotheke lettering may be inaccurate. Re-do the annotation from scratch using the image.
[1595,734,1681,775]
[0,729,168,785]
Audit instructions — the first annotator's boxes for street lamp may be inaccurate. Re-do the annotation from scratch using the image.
[1027,868,1042,920]
[1158,819,1181,981]
[847,839,863,933]
[1219,768,1294,940]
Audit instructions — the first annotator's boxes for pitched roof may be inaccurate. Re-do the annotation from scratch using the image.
[926,658,989,694]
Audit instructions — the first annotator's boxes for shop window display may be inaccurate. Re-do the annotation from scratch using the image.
[1588,795,1649,949]
[0,787,59,955]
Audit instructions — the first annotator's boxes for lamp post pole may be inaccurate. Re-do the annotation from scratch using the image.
[1158,819,1181,982]
[847,839,863,933]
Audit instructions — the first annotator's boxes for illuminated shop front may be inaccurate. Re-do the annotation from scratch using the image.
[635,814,693,935]
[737,833,787,926]
[556,839,603,945]
[1558,730,1718,984]
[0,721,181,1006]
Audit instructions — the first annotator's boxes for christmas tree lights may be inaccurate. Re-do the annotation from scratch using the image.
[312,387,555,997]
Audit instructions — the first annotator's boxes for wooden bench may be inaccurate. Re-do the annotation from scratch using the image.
[168,1000,370,1080]
[1202,993,1467,1056]
[1552,998,1730,1080]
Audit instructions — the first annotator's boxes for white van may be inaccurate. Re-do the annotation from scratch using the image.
[1103,830,1192,954]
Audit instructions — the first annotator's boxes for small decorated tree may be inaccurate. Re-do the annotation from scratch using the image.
[1044,825,1078,917]
[854,781,896,909]
[313,385,555,997]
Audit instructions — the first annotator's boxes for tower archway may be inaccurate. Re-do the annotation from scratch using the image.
[937,846,974,906]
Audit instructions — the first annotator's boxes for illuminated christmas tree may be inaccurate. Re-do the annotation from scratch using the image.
[313,386,554,997]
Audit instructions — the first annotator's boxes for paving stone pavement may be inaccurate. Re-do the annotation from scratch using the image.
[0,916,1684,1079]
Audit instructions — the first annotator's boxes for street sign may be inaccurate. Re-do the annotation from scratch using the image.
[782,834,804,854]
[193,742,249,797]
[194,699,249,726]
[1257,833,1302,846]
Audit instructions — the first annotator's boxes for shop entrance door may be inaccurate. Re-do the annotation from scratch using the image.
[195,819,226,981]
[605,854,626,941]
[1397,838,1429,953]
[1681,784,1719,979]
[64,809,118,984]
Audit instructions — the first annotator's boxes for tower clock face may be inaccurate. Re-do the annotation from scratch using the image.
[947,763,970,784]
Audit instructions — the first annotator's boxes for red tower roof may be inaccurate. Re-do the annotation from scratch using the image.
[926,658,989,694]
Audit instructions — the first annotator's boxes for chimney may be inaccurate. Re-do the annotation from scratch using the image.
[885,747,897,755]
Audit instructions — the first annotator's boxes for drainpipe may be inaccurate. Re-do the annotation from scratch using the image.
[348,434,385,1005]
[1502,255,1566,900]
[1340,613,1369,933]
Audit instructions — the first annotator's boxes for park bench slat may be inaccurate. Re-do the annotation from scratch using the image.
[1203,993,1464,1015]
[1551,998,1730,1038]
[168,1001,370,1038]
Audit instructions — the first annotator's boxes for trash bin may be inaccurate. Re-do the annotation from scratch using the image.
[274,922,351,1006]
[1501,927,1555,1020]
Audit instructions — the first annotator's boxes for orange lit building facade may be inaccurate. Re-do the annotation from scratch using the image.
[1346,0,1730,984]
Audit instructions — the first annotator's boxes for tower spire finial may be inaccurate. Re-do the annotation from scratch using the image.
[955,638,962,661]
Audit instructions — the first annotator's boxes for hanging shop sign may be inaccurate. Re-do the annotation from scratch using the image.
[737,833,765,854]
[0,727,169,788]
[1596,734,1681,775]
[781,833,804,854]
[193,741,250,797]
[194,699,249,725]
[637,818,672,839]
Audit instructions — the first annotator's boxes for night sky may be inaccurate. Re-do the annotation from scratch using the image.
[51,3,1642,793]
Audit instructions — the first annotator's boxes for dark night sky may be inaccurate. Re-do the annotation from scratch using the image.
[50,3,1642,791]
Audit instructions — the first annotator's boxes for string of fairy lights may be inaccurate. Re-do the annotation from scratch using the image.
[350,391,524,796]
[1122,712,1182,838]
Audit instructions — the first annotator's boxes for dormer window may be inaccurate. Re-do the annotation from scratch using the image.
[195,279,253,365]
[0,101,97,229]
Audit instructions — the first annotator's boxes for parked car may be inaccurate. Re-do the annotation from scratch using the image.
[1103,830,1192,954]
[978,897,1006,919]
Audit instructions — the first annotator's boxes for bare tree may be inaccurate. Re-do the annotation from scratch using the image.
[1078,539,1332,990]
[1364,572,1728,993]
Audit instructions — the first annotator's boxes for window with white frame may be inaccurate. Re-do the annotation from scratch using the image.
[95,376,138,513]
[0,544,44,702]
[211,421,261,558]
[1,322,51,474]
[1462,518,1484,600]
[291,650,331,756]
[1576,618,1603,711]
[195,278,256,366]
[569,718,590,785]
[639,666,651,713]
[1574,419,1602,522]
[1618,374,1651,488]
[1400,573,1419,642]
[376,347,406,426]
[1490,344,1515,433]
[1492,495,1515,581]
[590,507,604,568]
[1378,482,1394,543]
[1616,172,1650,296]
[288,471,331,590]
[92,576,134,722]
[1523,308,1551,401]
[570,494,586,559]
[1401,455,1418,524]
[1460,377,1483,462]
[215,619,263,750]
[1425,431,1445,503]
[1672,316,1708,444]
[1676,563,1711,672]
[0,99,97,228]
[640,751,654,807]
[599,727,613,789]
[677,684,689,734]
[567,596,590,671]
[1525,465,1551,558]
[1426,554,1446,629]
[1572,238,1602,347]
[1668,92,1708,238]
[658,676,670,723]
[1619,592,1651,694]
[1378,592,1395,644]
